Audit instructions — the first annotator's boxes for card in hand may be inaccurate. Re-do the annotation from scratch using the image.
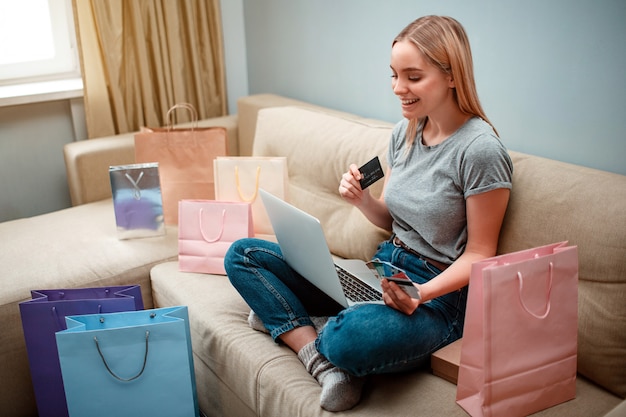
[366,260,420,299]
[358,156,384,189]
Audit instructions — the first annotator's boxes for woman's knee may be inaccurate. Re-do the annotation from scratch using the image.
[225,238,248,260]
[224,238,265,280]
[224,238,281,277]
[316,311,378,375]
[224,238,246,270]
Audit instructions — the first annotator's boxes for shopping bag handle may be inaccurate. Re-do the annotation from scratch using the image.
[94,331,150,382]
[166,103,199,130]
[235,166,261,202]
[199,208,225,243]
[516,262,553,319]
[125,171,144,200]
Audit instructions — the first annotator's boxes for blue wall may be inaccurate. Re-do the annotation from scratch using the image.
[241,0,626,175]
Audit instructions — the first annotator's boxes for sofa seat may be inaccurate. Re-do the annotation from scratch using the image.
[0,199,178,415]
[151,261,622,417]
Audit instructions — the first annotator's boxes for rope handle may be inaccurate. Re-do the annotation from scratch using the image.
[94,330,150,382]
[124,171,144,200]
[235,166,261,202]
[166,103,198,131]
[516,261,553,319]
[199,208,226,243]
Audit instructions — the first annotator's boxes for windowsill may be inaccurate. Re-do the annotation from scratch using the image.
[0,78,84,107]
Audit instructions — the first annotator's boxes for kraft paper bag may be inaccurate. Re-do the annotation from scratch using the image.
[56,306,198,417]
[19,286,144,417]
[135,103,228,225]
[178,200,254,275]
[456,242,578,417]
[214,156,288,235]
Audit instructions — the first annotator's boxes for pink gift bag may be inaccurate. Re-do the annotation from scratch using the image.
[456,242,578,417]
[178,200,253,275]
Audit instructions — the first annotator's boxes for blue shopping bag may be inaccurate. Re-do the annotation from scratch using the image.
[19,285,144,417]
[56,306,199,417]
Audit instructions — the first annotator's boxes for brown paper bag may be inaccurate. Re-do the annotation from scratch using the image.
[134,104,228,225]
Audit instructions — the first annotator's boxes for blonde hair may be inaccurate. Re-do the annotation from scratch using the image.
[393,16,497,145]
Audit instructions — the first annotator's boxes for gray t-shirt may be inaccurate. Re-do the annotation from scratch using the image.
[385,117,513,265]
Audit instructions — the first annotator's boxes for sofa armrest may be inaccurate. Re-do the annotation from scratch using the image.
[64,114,239,206]
[64,134,136,206]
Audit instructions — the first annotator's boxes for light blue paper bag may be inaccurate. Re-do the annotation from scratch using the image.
[19,285,144,417]
[56,306,199,417]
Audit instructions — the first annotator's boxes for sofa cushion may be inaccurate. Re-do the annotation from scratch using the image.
[0,199,178,416]
[500,152,626,398]
[251,106,626,398]
[2,199,178,306]
[252,106,394,261]
[64,134,136,205]
[151,262,292,416]
[151,262,622,417]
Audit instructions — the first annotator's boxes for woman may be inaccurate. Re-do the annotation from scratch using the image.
[225,15,512,412]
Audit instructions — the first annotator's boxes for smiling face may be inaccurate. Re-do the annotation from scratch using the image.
[390,39,455,121]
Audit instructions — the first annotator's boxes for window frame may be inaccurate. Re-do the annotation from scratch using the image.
[0,0,79,84]
[0,0,82,106]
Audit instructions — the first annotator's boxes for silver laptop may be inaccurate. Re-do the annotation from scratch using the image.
[259,189,384,308]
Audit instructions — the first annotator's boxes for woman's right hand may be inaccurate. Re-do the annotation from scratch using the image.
[339,165,393,230]
[338,163,369,207]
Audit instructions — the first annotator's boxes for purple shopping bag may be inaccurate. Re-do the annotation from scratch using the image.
[19,286,144,417]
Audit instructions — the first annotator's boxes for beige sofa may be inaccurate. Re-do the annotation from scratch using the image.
[1,94,625,416]
[0,111,239,417]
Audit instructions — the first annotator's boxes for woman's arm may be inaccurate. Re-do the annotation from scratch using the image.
[339,165,394,230]
[382,187,510,315]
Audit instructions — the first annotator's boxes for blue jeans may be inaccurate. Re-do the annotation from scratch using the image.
[224,238,467,376]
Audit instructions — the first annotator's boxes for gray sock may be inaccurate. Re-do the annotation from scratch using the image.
[297,341,364,411]
[247,310,269,333]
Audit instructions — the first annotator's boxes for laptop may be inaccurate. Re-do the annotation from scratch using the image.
[259,188,384,308]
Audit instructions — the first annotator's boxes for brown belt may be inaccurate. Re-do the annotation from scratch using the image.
[392,236,450,271]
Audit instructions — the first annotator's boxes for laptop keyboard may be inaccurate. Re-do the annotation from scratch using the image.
[335,264,382,302]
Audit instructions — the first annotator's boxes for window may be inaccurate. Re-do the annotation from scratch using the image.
[0,0,79,85]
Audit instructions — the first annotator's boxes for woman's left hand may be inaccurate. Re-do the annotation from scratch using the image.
[381,279,420,315]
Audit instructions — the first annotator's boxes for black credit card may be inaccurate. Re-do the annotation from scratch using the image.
[358,156,384,189]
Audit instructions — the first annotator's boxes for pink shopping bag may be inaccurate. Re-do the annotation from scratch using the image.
[178,200,253,275]
[456,241,578,417]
